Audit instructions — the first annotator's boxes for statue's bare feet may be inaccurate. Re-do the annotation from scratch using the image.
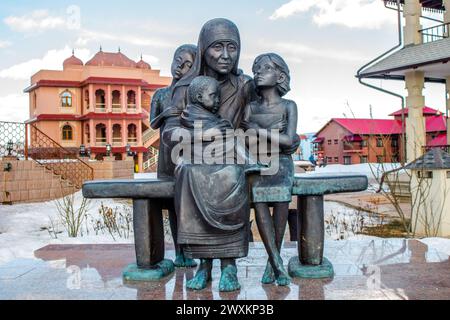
[261,262,275,284]
[219,265,241,292]
[174,253,198,268]
[186,260,212,291]
[275,266,291,286]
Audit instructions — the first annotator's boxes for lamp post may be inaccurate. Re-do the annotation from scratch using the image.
[106,143,112,157]
[6,140,13,156]
[79,144,86,157]
[126,144,136,157]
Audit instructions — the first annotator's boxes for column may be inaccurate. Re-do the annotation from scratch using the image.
[137,121,143,146]
[447,76,450,146]
[445,1,450,146]
[89,119,95,147]
[122,119,127,145]
[405,71,426,163]
[108,119,113,145]
[403,0,422,46]
[137,86,142,113]
[107,85,112,112]
[138,152,144,173]
[122,85,127,113]
[89,84,95,110]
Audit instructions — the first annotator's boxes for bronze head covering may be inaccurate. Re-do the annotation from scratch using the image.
[174,18,241,91]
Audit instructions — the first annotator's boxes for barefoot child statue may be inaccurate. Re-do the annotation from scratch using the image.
[242,53,298,286]
[150,44,197,268]
[174,76,255,292]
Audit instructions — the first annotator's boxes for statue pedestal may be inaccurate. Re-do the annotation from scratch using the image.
[288,257,334,279]
[123,260,175,282]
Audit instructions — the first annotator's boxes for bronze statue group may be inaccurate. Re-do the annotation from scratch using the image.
[150,18,299,292]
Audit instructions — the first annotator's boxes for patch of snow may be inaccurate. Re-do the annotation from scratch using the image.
[314,163,402,180]
[419,238,450,256]
[0,191,133,265]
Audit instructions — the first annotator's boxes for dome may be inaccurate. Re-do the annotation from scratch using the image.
[86,50,137,68]
[136,57,151,70]
[63,54,83,68]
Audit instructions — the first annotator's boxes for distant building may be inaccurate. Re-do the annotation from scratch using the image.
[24,49,171,172]
[313,107,447,165]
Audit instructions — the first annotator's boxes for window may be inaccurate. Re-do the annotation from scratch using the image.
[328,140,332,145]
[377,156,384,163]
[344,156,351,165]
[391,139,398,147]
[360,156,368,164]
[361,139,367,148]
[334,157,339,163]
[418,171,433,179]
[326,157,332,163]
[62,125,73,141]
[61,91,72,108]
[334,139,338,145]
[376,138,383,148]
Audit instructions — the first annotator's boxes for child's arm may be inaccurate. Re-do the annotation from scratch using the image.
[256,100,298,150]
[150,90,164,129]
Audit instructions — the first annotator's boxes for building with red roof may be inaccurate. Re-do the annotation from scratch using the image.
[313,107,447,165]
[24,48,171,172]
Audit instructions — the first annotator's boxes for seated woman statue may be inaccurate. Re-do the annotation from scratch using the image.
[150,44,197,268]
[173,76,257,292]
[241,53,298,286]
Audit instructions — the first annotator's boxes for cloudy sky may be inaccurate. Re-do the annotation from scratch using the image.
[0,0,446,133]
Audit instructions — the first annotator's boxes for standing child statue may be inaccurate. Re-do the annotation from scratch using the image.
[242,53,298,286]
[150,44,197,268]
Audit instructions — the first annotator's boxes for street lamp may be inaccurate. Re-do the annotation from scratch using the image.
[6,140,13,156]
[106,143,112,157]
[79,144,86,157]
[126,144,136,157]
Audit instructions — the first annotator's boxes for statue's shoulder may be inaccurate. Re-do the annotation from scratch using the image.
[154,86,170,99]
[238,73,253,85]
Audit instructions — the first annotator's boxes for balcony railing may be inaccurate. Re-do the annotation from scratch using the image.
[127,137,138,146]
[112,137,122,146]
[112,104,122,113]
[127,104,137,112]
[419,23,449,44]
[96,137,107,146]
[95,103,106,113]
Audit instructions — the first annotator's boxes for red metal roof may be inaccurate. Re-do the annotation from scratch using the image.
[389,106,442,116]
[426,115,447,132]
[428,133,447,146]
[86,51,137,68]
[333,118,403,135]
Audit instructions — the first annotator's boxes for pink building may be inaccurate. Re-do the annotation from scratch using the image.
[24,49,171,172]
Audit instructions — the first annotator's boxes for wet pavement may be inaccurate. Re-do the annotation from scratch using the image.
[0,239,449,300]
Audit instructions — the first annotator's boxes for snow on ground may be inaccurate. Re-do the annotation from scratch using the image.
[419,238,450,256]
[0,192,133,265]
[314,163,402,180]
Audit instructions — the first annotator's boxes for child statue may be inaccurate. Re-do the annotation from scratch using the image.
[241,53,298,286]
[174,76,256,292]
[150,44,197,268]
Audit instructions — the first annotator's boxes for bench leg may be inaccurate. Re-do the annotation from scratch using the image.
[288,195,334,279]
[133,199,164,268]
[298,195,324,265]
[123,199,174,282]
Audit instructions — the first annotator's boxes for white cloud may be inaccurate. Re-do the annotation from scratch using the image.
[4,10,66,32]
[270,0,396,29]
[141,54,160,67]
[0,40,12,48]
[0,93,29,122]
[0,46,91,80]
[263,41,368,63]
[75,29,173,48]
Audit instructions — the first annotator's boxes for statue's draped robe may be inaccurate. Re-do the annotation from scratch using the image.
[174,104,250,259]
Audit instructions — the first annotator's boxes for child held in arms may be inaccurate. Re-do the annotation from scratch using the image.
[174,76,254,292]
[241,53,298,286]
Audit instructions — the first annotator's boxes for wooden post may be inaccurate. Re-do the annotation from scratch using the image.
[25,123,29,160]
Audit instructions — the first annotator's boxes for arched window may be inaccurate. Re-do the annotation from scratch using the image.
[127,90,136,110]
[127,123,137,144]
[95,89,106,110]
[95,123,107,145]
[61,91,72,108]
[112,90,121,112]
[62,125,73,141]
